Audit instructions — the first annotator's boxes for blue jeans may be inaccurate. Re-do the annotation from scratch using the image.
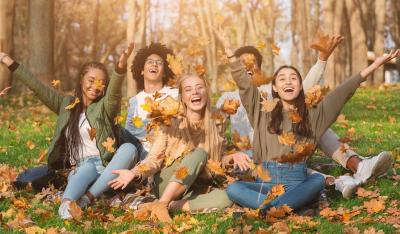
[63,143,140,200]
[226,162,324,211]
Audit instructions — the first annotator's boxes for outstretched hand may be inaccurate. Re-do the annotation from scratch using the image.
[360,49,400,78]
[318,35,345,61]
[231,152,253,171]
[108,169,140,190]
[117,42,135,70]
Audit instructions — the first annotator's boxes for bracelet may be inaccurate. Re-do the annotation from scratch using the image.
[0,54,8,64]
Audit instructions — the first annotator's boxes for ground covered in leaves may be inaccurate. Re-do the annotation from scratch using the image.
[1,86,400,234]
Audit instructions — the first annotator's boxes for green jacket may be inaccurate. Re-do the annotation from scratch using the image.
[13,64,125,169]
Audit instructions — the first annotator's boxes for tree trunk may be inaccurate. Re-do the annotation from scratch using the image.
[372,0,385,85]
[91,0,100,60]
[28,0,54,84]
[0,0,15,91]
[126,0,137,98]
[240,0,257,43]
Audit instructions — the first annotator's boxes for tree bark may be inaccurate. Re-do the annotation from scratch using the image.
[126,0,138,98]
[28,0,54,84]
[372,0,385,85]
[0,0,15,91]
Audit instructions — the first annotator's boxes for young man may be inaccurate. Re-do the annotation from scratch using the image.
[217,41,393,199]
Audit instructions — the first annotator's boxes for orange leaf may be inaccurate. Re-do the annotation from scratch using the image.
[87,128,96,141]
[288,109,302,123]
[195,64,206,77]
[152,91,164,100]
[138,164,150,174]
[251,70,273,87]
[261,98,279,112]
[256,41,266,49]
[271,184,285,197]
[26,140,35,150]
[310,29,330,53]
[102,137,115,153]
[336,114,349,128]
[221,99,241,115]
[65,97,80,110]
[37,149,48,163]
[69,201,83,221]
[271,43,280,56]
[305,85,330,108]
[256,165,271,181]
[175,166,189,180]
[278,132,296,146]
[51,80,60,88]
[232,130,252,151]
[206,160,226,176]
[166,54,184,77]
[93,79,105,91]
[363,198,385,213]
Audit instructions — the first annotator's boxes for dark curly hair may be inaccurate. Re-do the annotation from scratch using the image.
[234,46,263,68]
[131,42,175,92]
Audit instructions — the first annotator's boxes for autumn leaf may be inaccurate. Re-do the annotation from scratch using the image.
[388,116,396,123]
[132,116,144,128]
[271,184,285,197]
[256,165,271,181]
[24,226,46,234]
[153,91,164,100]
[232,130,252,151]
[137,164,150,174]
[69,201,83,221]
[175,166,189,180]
[256,41,266,49]
[164,156,175,167]
[336,114,349,128]
[271,43,280,56]
[356,187,380,198]
[37,149,48,163]
[261,98,279,112]
[114,115,124,125]
[305,85,330,108]
[319,207,336,219]
[93,79,105,91]
[87,128,96,141]
[159,96,180,116]
[166,54,184,77]
[278,132,296,146]
[195,64,206,77]
[206,160,226,176]
[251,70,273,87]
[288,108,302,123]
[310,29,330,53]
[242,54,256,71]
[51,80,60,88]
[26,140,35,150]
[221,99,240,115]
[65,97,80,110]
[102,137,115,153]
[363,198,385,213]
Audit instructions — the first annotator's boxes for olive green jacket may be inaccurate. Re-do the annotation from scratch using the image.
[13,64,125,169]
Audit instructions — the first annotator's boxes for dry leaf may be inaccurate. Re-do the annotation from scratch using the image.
[26,140,35,150]
[221,99,240,115]
[132,116,144,128]
[288,108,302,123]
[232,130,252,151]
[251,70,273,86]
[69,201,83,221]
[206,160,225,176]
[0,86,11,97]
[195,64,206,77]
[271,43,280,56]
[310,29,330,53]
[336,114,349,128]
[102,137,115,153]
[51,80,60,88]
[388,116,396,123]
[93,79,105,91]
[364,198,385,213]
[65,97,80,110]
[159,96,180,116]
[278,132,296,146]
[114,115,124,125]
[242,54,256,71]
[153,91,164,100]
[271,184,285,197]
[137,164,150,174]
[166,54,183,77]
[87,128,96,141]
[261,98,279,112]
[175,167,189,180]
[305,85,330,108]
[256,165,271,181]
[256,41,266,49]
[37,149,48,163]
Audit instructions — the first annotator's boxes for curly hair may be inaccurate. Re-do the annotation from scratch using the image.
[233,46,263,68]
[131,42,175,92]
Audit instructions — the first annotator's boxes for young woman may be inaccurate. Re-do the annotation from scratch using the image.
[0,44,142,219]
[109,73,232,222]
[216,29,399,213]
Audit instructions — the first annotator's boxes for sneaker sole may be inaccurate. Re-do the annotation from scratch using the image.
[370,152,393,179]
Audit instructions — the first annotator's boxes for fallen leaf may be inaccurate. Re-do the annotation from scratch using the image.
[26,140,35,150]
[175,167,189,180]
[364,198,385,213]
[206,160,225,176]
[102,137,115,153]
[256,165,271,181]
[195,64,206,77]
[87,128,96,141]
[278,132,296,146]
[388,116,396,123]
[37,149,48,163]
[51,80,60,88]
[65,97,80,110]
[25,226,46,234]
[0,86,11,97]
[69,201,83,221]
[271,184,285,197]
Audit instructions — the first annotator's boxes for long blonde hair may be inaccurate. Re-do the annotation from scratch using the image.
[177,74,223,161]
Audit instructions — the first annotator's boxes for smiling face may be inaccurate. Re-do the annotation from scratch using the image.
[80,68,106,105]
[180,75,208,115]
[272,67,302,105]
[142,54,165,83]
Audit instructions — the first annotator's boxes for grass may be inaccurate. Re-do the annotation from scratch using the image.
[1,86,400,233]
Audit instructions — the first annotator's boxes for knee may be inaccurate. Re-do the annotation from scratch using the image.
[309,173,325,191]
[191,148,208,165]
[117,143,138,161]
[211,190,233,209]
[226,182,242,200]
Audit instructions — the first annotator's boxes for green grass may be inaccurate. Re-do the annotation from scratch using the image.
[1,87,400,233]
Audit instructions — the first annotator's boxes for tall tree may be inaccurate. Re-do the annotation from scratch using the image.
[372,0,385,85]
[126,0,138,98]
[0,0,16,91]
[28,0,54,84]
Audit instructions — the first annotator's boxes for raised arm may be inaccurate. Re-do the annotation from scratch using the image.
[0,52,63,113]
[313,49,400,140]
[103,43,134,119]
[303,35,344,92]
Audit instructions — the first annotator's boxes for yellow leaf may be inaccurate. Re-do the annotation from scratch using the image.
[37,149,48,163]
[114,115,124,125]
[65,97,80,110]
[26,140,35,150]
[206,160,226,176]
[278,132,296,146]
[256,165,271,181]
[93,79,105,91]
[271,43,280,56]
[195,64,206,77]
[256,41,266,49]
[102,137,115,153]
[166,54,184,77]
[51,80,60,88]
[175,166,189,180]
[132,116,144,128]
[261,98,279,112]
[221,99,241,115]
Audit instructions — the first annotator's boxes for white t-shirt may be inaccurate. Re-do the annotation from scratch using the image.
[78,113,100,161]
[125,86,179,151]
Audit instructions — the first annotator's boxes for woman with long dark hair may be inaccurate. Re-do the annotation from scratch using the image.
[0,44,143,219]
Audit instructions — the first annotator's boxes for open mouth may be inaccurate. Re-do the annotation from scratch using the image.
[283,87,294,93]
[191,97,202,104]
[149,68,158,74]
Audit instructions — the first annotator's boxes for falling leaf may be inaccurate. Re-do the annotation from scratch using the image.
[37,149,48,163]
[51,80,60,88]
[175,167,189,180]
[242,54,256,71]
[232,130,252,151]
[69,201,83,221]
[256,41,266,49]
[364,198,385,213]
[256,165,271,181]
[65,97,80,110]
[93,79,105,91]
[251,70,273,87]
[388,116,396,123]
[87,128,96,141]
[159,96,180,116]
[102,137,115,153]
[132,116,144,128]
[310,29,330,53]
[166,54,184,77]
[271,43,280,56]
[153,91,165,100]
[0,86,11,97]
[261,98,279,112]
[271,184,285,197]
[288,108,302,123]
[305,85,330,108]
[114,115,124,125]
[278,132,296,146]
[221,99,240,115]
[26,140,35,150]
[195,64,206,77]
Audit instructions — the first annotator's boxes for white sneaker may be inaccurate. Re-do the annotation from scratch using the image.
[354,151,393,184]
[58,201,72,220]
[335,176,361,199]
